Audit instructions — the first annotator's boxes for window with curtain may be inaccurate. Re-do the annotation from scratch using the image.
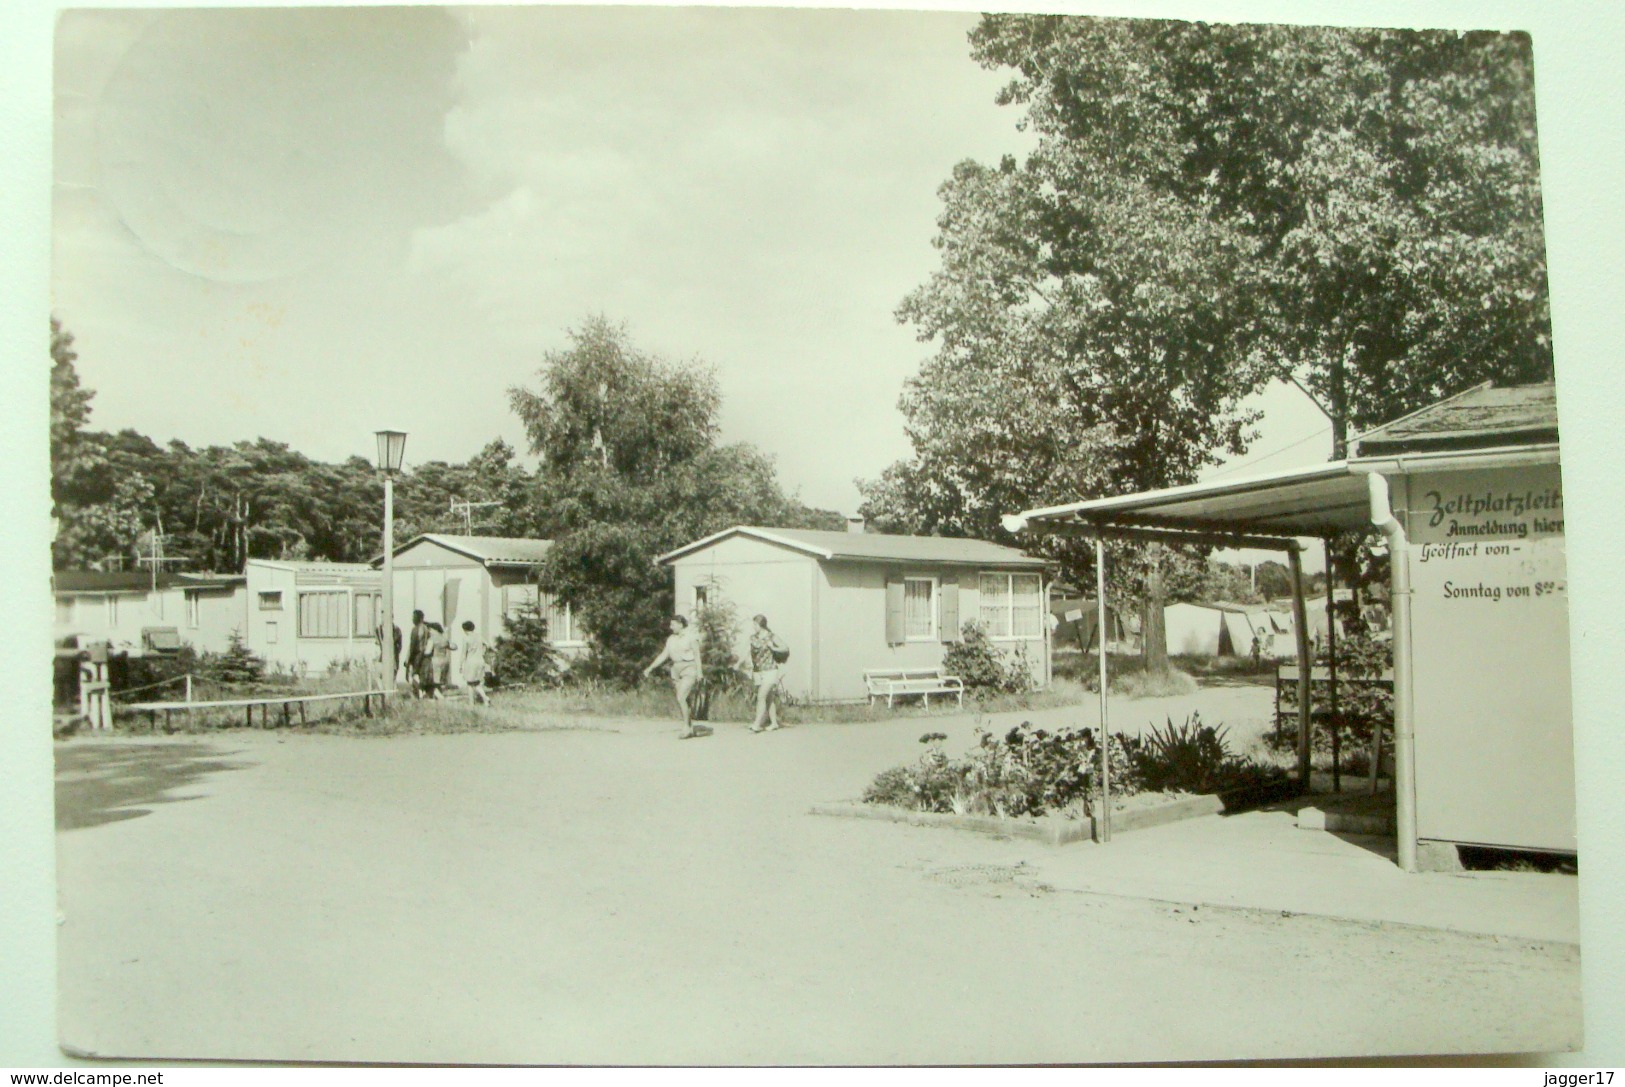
[980,572,1043,638]
[904,577,936,640]
[979,573,1011,635]
[298,591,350,638]
[352,592,381,637]
[544,595,578,644]
[503,583,538,619]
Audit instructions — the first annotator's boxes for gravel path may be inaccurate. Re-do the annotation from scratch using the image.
[55,703,1580,1064]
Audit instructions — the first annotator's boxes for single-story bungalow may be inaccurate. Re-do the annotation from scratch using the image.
[374,534,585,680]
[657,524,1052,703]
[242,559,382,674]
[1006,381,1571,870]
[53,570,245,657]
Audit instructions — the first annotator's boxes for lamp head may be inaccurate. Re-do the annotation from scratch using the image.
[375,429,407,474]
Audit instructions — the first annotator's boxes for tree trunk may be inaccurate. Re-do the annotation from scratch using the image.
[1141,552,1169,676]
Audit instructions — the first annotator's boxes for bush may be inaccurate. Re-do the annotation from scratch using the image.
[492,603,563,688]
[110,644,201,697]
[942,621,1034,695]
[690,587,751,721]
[200,630,266,685]
[1269,631,1393,762]
[1138,713,1232,794]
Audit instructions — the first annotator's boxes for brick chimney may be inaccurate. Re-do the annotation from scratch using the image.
[846,515,866,535]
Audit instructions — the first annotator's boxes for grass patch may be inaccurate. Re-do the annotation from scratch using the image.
[111,688,620,738]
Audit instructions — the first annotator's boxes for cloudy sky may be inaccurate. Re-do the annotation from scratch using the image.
[52,4,1328,518]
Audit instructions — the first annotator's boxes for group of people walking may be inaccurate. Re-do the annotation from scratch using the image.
[644,612,788,740]
[378,605,786,730]
[379,610,490,704]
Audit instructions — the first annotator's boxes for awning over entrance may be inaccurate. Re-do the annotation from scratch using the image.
[1003,444,1560,548]
[1001,438,1561,871]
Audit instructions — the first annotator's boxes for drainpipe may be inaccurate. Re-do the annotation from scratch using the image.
[1368,471,1417,873]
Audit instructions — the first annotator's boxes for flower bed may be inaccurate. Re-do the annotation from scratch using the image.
[861,715,1290,824]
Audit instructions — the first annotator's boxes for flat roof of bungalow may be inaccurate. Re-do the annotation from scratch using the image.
[54,570,243,593]
[657,526,1047,568]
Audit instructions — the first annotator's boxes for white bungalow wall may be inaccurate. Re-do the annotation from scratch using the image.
[243,562,380,675]
[180,585,247,654]
[816,562,1049,703]
[56,586,183,655]
[669,535,1050,703]
[670,534,819,701]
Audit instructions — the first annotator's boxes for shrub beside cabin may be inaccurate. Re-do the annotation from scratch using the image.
[374,534,582,658]
[657,524,1052,703]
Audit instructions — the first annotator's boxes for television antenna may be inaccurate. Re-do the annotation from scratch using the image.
[448,498,502,536]
[136,532,189,591]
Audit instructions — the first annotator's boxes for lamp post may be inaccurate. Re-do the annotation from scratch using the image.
[375,430,407,704]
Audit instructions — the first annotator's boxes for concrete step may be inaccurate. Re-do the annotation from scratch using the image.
[1297,804,1396,836]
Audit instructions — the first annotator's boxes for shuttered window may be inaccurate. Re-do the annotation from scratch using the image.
[904,578,936,641]
[939,578,960,642]
[884,578,905,645]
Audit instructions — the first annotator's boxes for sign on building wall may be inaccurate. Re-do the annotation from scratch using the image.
[1403,464,1574,852]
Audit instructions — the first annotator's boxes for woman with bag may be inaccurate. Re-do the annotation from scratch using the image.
[748,613,788,733]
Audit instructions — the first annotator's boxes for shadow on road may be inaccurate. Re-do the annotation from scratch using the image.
[55,742,254,832]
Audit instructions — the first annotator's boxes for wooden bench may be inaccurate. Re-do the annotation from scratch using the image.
[121,689,393,730]
[863,668,965,709]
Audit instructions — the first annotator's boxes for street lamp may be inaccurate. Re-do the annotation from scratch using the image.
[375,429,407,702]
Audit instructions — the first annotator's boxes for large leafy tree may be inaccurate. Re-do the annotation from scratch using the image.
[958,15,1550,449]
[867,16,1551,665]
[511,317,840,681]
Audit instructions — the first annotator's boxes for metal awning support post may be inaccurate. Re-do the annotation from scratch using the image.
[1325,539,1340,793]
[1096,536,1111,844]
[1368,473,1418,872]
[1287,543,1314,790]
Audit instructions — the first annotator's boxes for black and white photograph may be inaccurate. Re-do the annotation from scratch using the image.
[7,0,1625,1070]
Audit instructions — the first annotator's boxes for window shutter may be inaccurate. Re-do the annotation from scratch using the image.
[884,577,905,645]
[939,578,960,641]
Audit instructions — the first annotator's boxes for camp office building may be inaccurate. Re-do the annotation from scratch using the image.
[1008,383,1573,871]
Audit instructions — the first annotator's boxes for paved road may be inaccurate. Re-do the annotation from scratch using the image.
[55,711,1581,1065]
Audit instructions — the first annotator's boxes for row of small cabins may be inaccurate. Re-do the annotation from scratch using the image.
[52,527,1054,703]
[48,382,1575,869]
[52,526,1353,701]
